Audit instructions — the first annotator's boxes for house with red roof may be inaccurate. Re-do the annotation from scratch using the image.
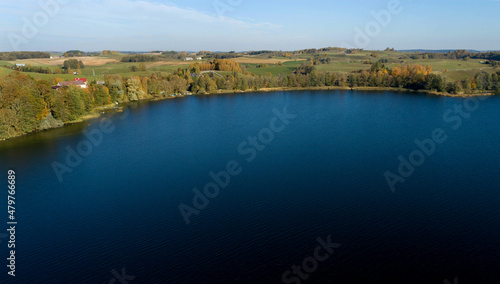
[52,78,88,89]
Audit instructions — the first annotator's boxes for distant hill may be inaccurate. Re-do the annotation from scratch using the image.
[398,49,499,53]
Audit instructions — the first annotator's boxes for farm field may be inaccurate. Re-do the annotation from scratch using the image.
[0,50,497,84]
[9,56,119,66]
[246,61,303,75]
[232,57,305,64]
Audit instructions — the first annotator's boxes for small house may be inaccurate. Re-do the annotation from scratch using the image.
[55,80,87,89]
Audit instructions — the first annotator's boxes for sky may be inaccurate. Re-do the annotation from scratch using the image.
[0,0,499,52]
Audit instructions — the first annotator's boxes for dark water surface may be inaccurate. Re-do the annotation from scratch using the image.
[0,90,499,283]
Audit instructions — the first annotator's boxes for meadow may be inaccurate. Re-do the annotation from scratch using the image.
[0,49,497,84]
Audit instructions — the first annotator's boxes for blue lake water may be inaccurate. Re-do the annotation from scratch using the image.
[0,90,499,283]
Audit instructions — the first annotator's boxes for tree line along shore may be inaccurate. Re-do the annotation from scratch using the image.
[1,49,500,140]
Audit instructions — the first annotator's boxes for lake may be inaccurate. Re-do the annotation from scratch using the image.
[1,90,499,283]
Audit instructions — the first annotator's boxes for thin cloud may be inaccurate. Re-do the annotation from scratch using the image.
[0,0,283,51]
[60,0,282,31]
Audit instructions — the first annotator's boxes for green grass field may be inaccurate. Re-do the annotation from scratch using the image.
[315,62,370,73]
[0,51,497,84]
[247,61,302,75]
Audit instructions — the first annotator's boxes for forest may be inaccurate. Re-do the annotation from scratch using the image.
[121,54,160,62]
[0,52,50,60]
[1,59,499,140]
[410,50,500,61]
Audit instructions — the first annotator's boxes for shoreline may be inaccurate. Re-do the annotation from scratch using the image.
[1,87,496,142]
[214,86,495,98]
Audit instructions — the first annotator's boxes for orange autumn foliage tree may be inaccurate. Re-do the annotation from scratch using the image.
[190,59,242,73]
[390,64,432,78]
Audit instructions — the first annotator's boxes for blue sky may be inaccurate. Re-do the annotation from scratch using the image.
[0,0,499,52]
